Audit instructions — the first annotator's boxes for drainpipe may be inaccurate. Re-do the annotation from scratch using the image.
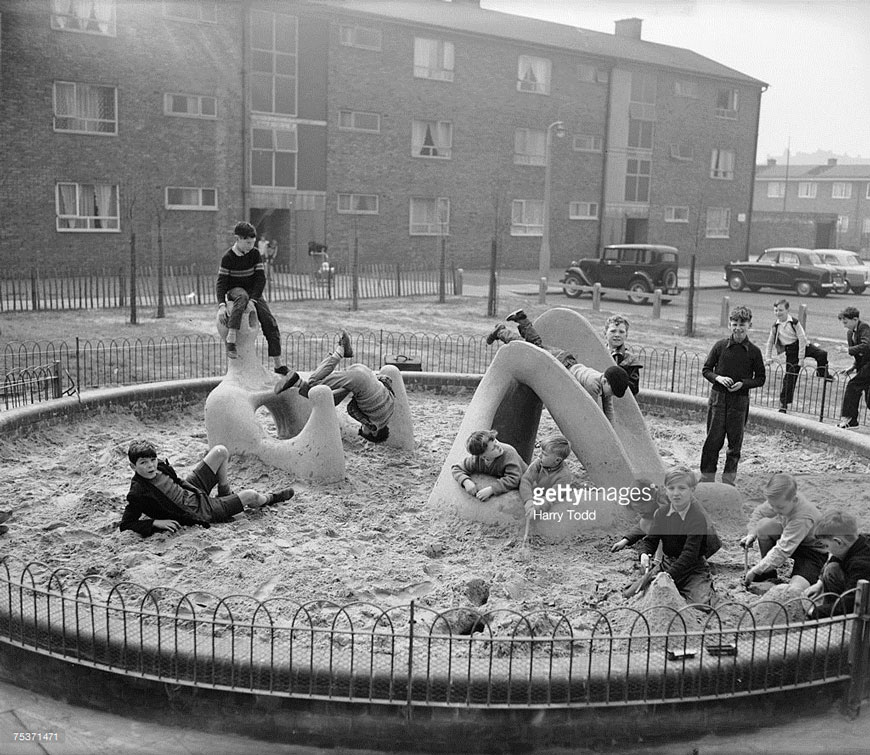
[596,65,614,252]
[744,84,767,262]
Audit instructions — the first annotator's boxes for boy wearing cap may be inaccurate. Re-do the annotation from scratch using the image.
[699,305,765,486]
[485,310,631,424]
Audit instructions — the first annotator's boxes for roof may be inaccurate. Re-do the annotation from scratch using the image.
[309,0,766,86]
[756,163,870,181]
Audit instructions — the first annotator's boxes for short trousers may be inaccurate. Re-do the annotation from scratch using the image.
[186,460,242,512]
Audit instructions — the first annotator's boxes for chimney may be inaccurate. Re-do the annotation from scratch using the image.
[767,158,777,166]
[827,158,838,166]
[614,18,643,40]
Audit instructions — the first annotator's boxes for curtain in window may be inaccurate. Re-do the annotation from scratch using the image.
[55,82,76,117]
[413,121,440,156]
[95,184,116,228]
[414,38,435,71]
[57,184,78,228]
[91,0,114,33]
[52,0,75,28]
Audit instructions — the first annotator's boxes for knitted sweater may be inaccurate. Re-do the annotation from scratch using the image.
[519,459,574,506]
[451,443,527,495]
[215,247,266,302]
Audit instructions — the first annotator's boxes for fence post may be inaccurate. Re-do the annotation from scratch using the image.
[720,296,730,327]
[378,329,384,368]
[30,269,39,312]
[819,370,829,423]
[846,580,870,715]
[670,345,678,393]
[456,268,463,296]
[652,289,662,319]
[51,360,62,399]
[396,263,402,298]
[798,303,808,331]
[592,283,601,311]
[75,337,82,401]
[438,238,446,303]
[406,599,415,713]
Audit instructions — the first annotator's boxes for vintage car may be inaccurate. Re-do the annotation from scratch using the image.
[724,247,844,297]
[815,249,869,295]
[561,244,680,305]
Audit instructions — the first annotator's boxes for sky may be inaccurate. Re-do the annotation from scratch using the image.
[482,0,870,162]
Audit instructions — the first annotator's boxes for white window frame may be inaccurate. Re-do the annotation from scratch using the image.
[866,184,870,199]
[838,215,850,232]
[578,64,607,83]
[715,88,739,119]
[53,81,118,135]
[413,38,454,82]
[510,199,544,236]
[165,187,217,210]
[411,120,452,159]
[339,25,382,51]
[767,182,786,198]
[665,206,689,223]
[56,182,120,232]
[50,0,116,36]
[710,149,735,180]
[573,134,603,153]
[164,93,217,119]
[674,80,698,98]
[162,1,217,22]
[862,218,870,235]
[514,128,546,165]
[624,158,651,203]
[832,182,852,199]
[705,207,731,238]
[337,193,379,215]
[670,143,693,161]
[338,110,381,133]
[517,55,551,95]
[251,126,297,188]
[250,10,298,117]
[628,118,654,151]
[568,201,598,220]
[798,182,818,199]
[409,197,450,236]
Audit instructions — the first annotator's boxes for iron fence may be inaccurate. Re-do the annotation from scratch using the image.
[1,558,866,709]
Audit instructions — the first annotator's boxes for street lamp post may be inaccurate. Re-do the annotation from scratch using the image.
[539,120,565,303]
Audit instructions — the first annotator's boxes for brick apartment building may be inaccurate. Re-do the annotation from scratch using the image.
[753,159,870,257]
[0,0,766,274]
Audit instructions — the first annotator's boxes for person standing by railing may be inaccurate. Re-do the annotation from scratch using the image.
[836,306,870,430]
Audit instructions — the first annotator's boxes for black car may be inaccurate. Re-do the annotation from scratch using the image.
[724,247,843,297]
[561,244,680,305]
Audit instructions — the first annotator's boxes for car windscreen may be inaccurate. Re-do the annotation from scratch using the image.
[806,252,824,265]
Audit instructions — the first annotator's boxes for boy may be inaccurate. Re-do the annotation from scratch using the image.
[216,221,288,374]
[520,433,573,517]
[275,330,394,443]
[121,440,294,538]
[604,314,643,396]
[610,479,660,552]
[805,511,870,618]
[741,472,827,593]
[486,310,631,423]
[452,429,527,502]
[836,306,870,429]
[699,305,765,485]
[764,298,831,414]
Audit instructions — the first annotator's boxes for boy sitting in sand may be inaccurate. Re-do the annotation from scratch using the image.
[521,433,574,517]
[804,510,870,618]
[121,440,295,538]
[486,310,630,424]
[452,429,527,502]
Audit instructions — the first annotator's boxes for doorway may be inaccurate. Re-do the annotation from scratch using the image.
[624,218,648,244]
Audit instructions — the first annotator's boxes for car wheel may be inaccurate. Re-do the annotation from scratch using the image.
[851,286,866,295]
[815,287,830,298]
[627,279,651,305]
[727,273,745,292]
[662,270,678,290]
[794,281,814,297]
[562,274,585,299]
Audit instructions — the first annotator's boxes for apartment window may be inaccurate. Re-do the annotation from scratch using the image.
[165,187,217,210]
[798,182,818,199]
[517,55,551,95]
[339,25,381,51]
[514,128,546,165]
[832,182,852,199]
[56,182,119,231]
[628,119,654,150]
[838,215,850,232]
[251,127,296,187]
[409,197,449,235]
[338,110,380,133]
[705,207,731,238]
[665,206,689,223]
[767,182,786,198]
[414,38,454,81]
[710,149,735,180]
[624,158,651,203]
[863,218,870,235]
[250,10,297,115]
[164,93,217,118]
[53,82,117,134]
[629,72,656,119]
[715,88,738,119]
[578,64,607,83]
[569,201,598,220]
[670,143,693,161]
[411,120,452,159]
[573,134,603,153]
[866,184,870,199]
[162,1,216,22]
[674,80,698,98]
[337,193,379,214]
[51,0,115,35]
[511,199,543,235]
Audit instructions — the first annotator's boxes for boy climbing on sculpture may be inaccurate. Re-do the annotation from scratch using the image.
[121,440,294,538]
[486,309,631,423]
[520,433,574,517]
[275,330,395,443]
[452,429,527,502]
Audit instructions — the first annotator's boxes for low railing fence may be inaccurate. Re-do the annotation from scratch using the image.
[2,560,867,709]
[2,334,863,425]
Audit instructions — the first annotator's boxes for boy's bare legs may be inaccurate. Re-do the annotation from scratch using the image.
[201,445,294,508]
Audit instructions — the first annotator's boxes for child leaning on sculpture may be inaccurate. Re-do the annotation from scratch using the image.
[451,429,527,502]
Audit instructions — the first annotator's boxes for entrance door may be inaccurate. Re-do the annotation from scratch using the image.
[625,218,648,244]
[815,221,834,249]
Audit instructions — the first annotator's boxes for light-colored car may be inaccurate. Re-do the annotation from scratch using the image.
[815,249,870,295]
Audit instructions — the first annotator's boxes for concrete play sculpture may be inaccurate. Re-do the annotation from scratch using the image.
[205,303,345,482]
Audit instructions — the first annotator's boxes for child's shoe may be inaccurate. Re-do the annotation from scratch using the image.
[485,323,507,345]
[837,417,860,429]
[778,405,787,414]
[275,365,290,376]
[226,342,238,359]
[338,330,354,358]
[267,488,295,505]
[506,309,527,323]
[274,371,301,394]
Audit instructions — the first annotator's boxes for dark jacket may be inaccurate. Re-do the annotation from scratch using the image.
[702,336,766,396]
[847,321,870,371]
[639,500,711,584]
[816,535,870,618]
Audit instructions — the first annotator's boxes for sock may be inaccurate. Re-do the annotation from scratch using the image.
[266,488,295,505]
[227,330,237,344]
[217,484,232,497]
